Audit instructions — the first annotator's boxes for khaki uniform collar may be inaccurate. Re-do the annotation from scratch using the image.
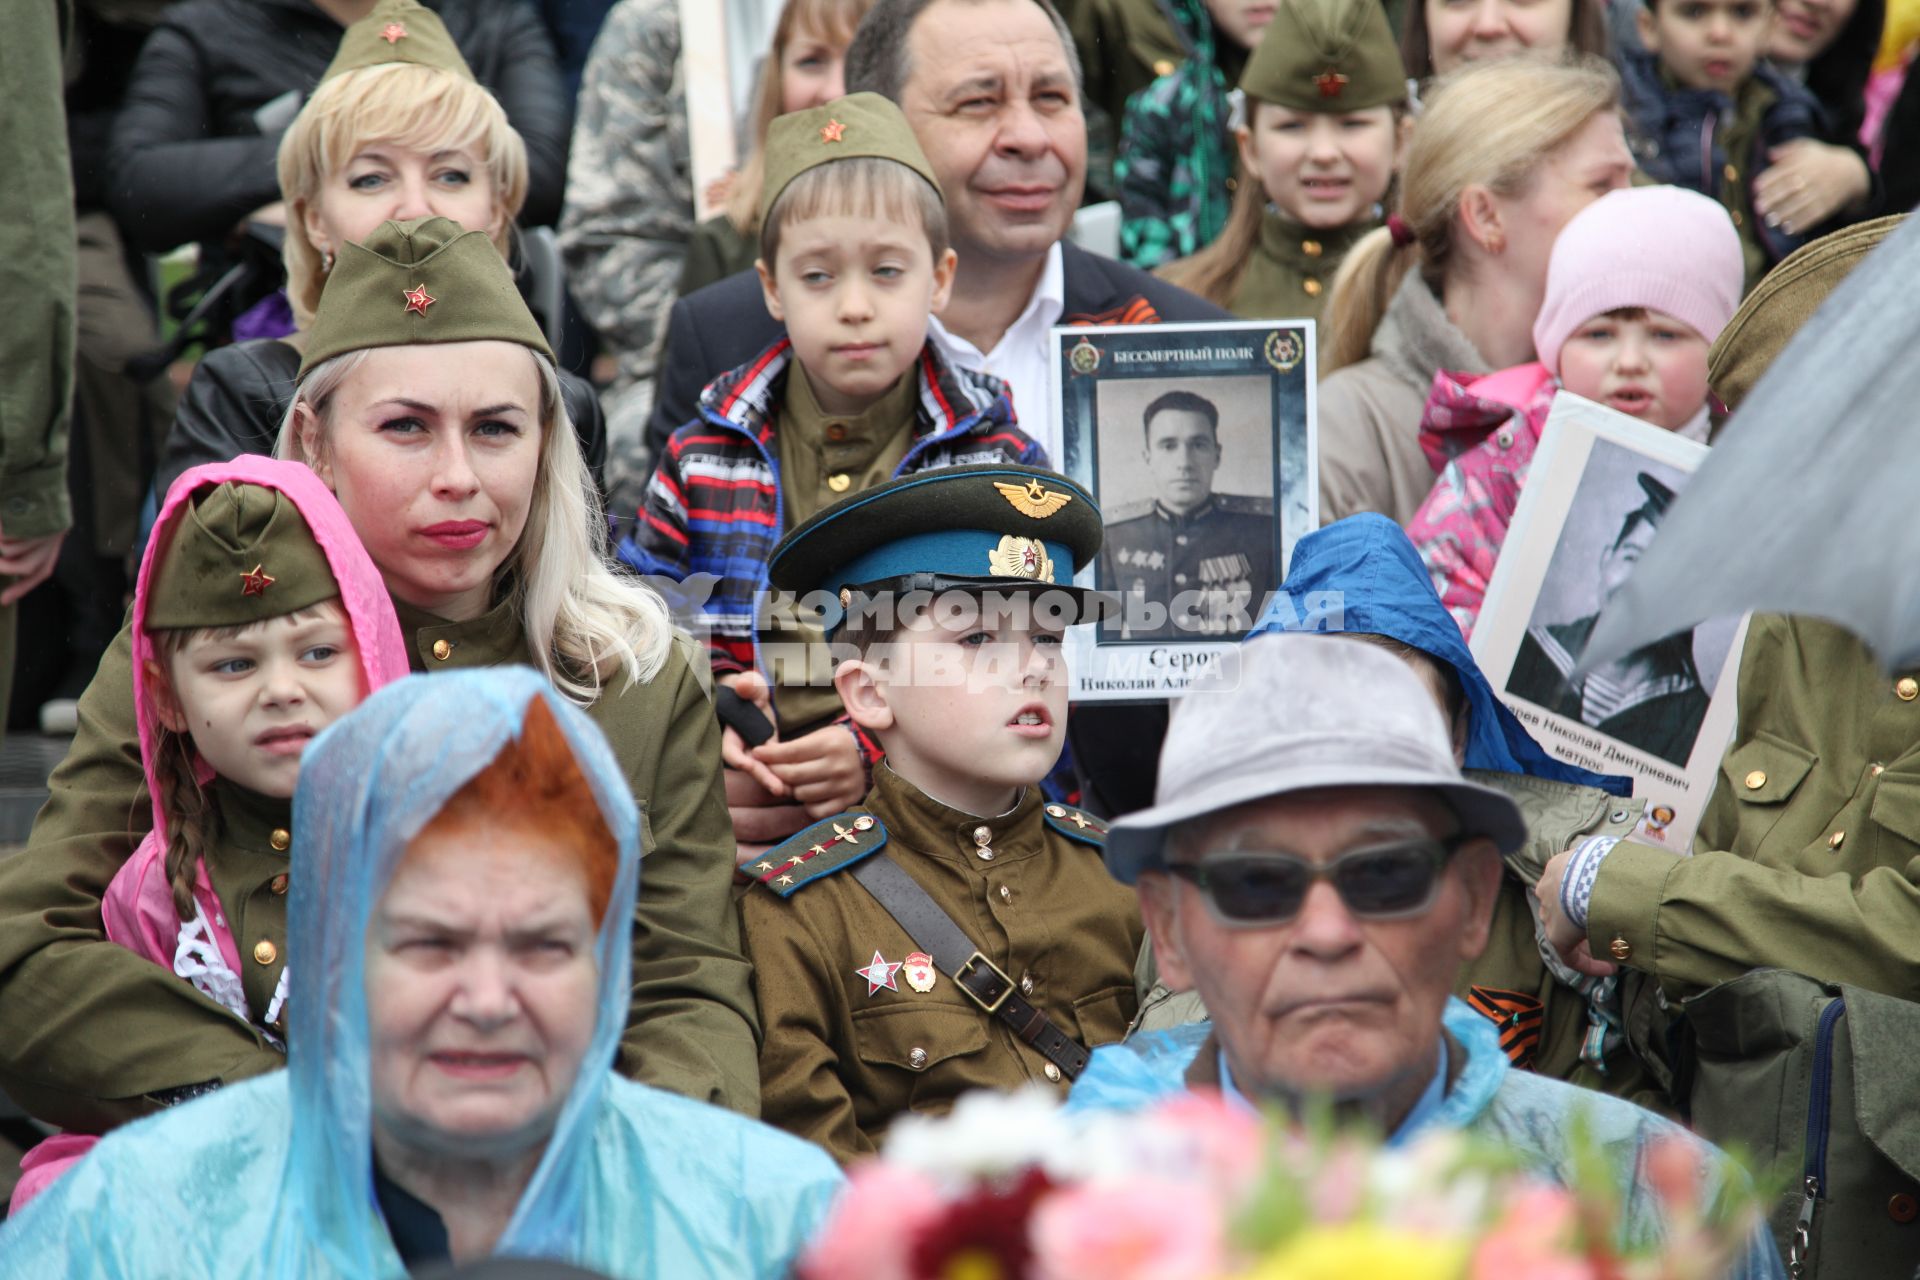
[869,763,1046,867]
[783,363,919,458]
[391,590,531,671]
[1256,209,1374,276]
[208,777,292,854]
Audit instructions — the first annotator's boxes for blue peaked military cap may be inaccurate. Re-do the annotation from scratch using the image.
[765,463,1118,628]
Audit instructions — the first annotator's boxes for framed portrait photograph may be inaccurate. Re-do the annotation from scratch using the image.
[1472,394,1747,850]
[1048,320,1316,700]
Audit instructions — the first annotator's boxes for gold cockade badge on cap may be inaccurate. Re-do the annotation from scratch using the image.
[993,478,1072,519]
[402,284,435,315]
[240,564,277,596]
[988,536,1055,583]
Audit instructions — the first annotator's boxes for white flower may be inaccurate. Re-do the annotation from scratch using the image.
[881,1087,1076,1182]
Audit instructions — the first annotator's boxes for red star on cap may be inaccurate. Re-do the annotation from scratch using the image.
[239,564,276,597]
[380,21,408,43]
[1314,69,1350,98]
[820,118,846,143]
[402,284,435,315]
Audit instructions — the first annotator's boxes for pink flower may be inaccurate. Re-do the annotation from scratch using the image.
[1146,1090,1267,1193]
[1031,1180,1224,1280]
[1468,1186,1594,1280]
[798,1162,946,1280]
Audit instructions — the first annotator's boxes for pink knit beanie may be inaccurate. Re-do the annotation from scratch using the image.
[1532,186,1744,376]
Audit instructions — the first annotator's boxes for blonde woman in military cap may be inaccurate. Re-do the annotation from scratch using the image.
[620,93,1048,858]
[741,463,1142,1163]
[1163,0,1409,321]
[160,0,607,499]
[0,216,763,1136]
[10,453,411,1211]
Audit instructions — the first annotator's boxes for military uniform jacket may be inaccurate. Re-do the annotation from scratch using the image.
[1589,615,1920,1001]
[741,767,1143,1163]
[1229,213,1376,324]
[0,594,760,1133]
[1099,494,1276,639]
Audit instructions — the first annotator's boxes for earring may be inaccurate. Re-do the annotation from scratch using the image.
[320,247,335,272]
[1486,232,1506,254]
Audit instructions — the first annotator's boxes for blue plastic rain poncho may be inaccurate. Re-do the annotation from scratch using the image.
[1253,514,1630,796]
[0,667,842,1278]
[1068,1000,1787,1279]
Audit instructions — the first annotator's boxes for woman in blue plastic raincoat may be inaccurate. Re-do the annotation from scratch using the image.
[0,667,841,1277]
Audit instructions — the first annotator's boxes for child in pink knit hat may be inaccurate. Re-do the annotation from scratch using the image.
[1404,185,1743,637]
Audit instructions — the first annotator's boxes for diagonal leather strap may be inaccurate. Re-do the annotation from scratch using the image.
[850,854,1091,1081]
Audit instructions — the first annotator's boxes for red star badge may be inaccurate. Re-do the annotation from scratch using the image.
[381,21,408,43]
[854,950,902,996]
[1314,69,1350,99]
[820,118,846,143]
[402,284,435,315]
[239,564,276,597]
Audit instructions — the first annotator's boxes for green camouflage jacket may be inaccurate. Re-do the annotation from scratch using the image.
[1115,0,1236,269]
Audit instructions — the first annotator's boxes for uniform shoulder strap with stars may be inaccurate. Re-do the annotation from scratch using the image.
[1042,802,1107,848]
[747,811,886,898]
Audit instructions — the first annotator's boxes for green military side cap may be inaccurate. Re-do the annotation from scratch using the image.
[145,482,338,631]
[1240,0,1405,111]
[322,0,474,84]
[759,92,944,228]
[1709,214,1903,416]
[766,463,1117,628]
[299,215,552,377]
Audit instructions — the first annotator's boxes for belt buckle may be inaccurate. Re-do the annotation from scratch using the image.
[956,951,1014,1014]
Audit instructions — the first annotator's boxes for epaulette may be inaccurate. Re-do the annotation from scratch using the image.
[1214,492,1276,516]
[1042,802,1108,848]
[747,811,887,899]
[1106,500,1154,524]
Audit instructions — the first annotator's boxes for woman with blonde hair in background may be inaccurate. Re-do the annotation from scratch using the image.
[157,0,606,500]
[1316,55,1632,526]
[676,0,879,297]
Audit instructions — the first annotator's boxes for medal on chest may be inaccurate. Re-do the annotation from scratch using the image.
[901,951,938,993]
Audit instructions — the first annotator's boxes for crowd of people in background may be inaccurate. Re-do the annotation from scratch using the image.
[1,0,1918,1273]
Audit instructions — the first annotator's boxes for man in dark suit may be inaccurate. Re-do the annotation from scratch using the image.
[643,0,1230,462]
[651,0,1227,822]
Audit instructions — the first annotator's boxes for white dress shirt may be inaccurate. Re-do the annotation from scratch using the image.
[927,243,1068,461]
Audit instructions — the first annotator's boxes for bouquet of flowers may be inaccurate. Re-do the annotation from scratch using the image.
[796,1089,1767,1280]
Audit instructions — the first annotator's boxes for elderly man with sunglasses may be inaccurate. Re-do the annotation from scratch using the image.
[1069,635,1785,1277]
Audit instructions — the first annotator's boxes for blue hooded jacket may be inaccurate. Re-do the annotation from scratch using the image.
[0,668,841,1278]
[1253,514,1629,796]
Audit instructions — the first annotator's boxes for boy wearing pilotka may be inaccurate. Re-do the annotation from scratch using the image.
[740,464,1141,1163]
[619,94,1046,855]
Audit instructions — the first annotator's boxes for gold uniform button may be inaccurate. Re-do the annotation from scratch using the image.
[1889,1193,1918,1223]
[1744,769,1767,790]
[1302,239,1322,257]
[1899,677,1919,701]
[253,939,278,966]
[1302,278,1323,297]
[1723,162,1739,183]
[1153,58,1174,76]
[1000,885,1012,903]
[1730,209,1744,227]
[1608,935,1632,962]
[1872,763,1887,776]
[973,825,993,846]
[908,1047,928,1070]
[1043,1063,1062,1083]
[1046,805,1066,818]
[827,473,851,492]
[1019,973,1035,996]
[1829,831,1846,850]
[269,828,291,852]
[270,873,289,896]
[431,638,453,662]
[824,422,848,443]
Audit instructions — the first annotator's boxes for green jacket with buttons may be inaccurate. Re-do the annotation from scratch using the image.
[1131,769,1662,1103]
[1588,614,1920,1000]
[0,597,760,1132]
[1228,214,1378,323]
[741,765,1141,1164]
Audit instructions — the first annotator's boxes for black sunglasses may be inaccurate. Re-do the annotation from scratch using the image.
[1163,835,1472,927]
